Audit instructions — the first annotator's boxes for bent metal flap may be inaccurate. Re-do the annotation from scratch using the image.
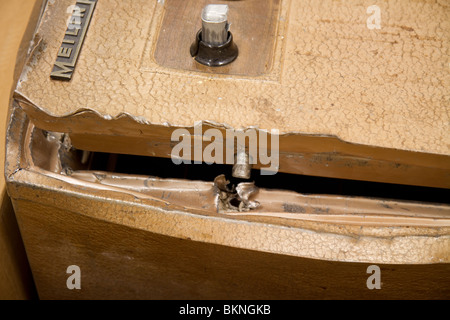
[13,0,450,188]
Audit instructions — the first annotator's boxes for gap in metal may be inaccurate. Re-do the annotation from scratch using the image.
[76,150,450,205]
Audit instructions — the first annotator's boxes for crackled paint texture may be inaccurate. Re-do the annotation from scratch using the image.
[16,0,450,155]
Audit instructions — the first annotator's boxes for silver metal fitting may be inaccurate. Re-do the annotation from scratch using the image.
[191,4,238,67]
[201,4,229,46]
[232,150,252,179]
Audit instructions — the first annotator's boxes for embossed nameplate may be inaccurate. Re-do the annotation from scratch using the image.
[51,0,97,81]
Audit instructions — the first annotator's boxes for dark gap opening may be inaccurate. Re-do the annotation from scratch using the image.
[85,151,450,205]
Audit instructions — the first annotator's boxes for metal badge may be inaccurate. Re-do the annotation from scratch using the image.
[50,0,97,81]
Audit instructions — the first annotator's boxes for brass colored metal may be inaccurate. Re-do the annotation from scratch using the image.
[50,0,97,81]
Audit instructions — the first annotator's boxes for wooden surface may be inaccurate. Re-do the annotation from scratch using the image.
[0,0,39,300]
[13,0,450,188]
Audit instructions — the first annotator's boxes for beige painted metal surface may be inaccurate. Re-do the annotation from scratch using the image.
[4,0,450,299]
[13,0,450,188]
